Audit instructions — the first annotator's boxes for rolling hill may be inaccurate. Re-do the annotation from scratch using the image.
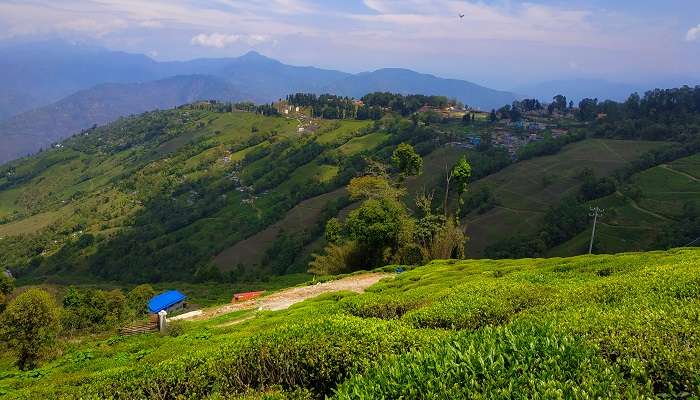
[0,75,249,163]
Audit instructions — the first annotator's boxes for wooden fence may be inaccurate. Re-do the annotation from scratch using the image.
[119,315,160,336]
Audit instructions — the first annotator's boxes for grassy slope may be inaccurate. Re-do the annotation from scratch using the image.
[2,248,699,398]
[550,153,700,256]
[462,138,665,256]
[0,109,376,282]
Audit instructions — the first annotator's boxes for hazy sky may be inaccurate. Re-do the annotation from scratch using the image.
[1,0,699,88]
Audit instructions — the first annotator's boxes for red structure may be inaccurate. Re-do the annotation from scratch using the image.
[231,291,264,303]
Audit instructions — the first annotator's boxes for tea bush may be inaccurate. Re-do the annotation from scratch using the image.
[333,322,648,399]
[4,248,700,399]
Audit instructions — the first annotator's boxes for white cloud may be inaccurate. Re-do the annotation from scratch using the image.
[190,32,271,48]
[687,24,700,41]
[139,20,163,28]
[191,33,241,48]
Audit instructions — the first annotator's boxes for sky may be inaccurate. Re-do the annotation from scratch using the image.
[0,0,699,89]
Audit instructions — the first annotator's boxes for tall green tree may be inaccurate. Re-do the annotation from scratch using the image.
[391,143,423,177]
[0,273,14,312]
[1,289,61,370]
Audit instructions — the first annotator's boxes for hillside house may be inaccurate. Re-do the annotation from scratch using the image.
[147,290,187,314]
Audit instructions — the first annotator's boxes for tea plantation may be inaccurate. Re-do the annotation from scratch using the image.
[2,247,698,399]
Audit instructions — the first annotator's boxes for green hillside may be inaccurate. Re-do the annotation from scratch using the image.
[0,105,379,283]
[2,248,699,398]
[462,138,665,255]
[1,89,698,285]
[550,152,700,255]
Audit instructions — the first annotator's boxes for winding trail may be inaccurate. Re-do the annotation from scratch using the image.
[660,164,700,182]
[186,273,391,322]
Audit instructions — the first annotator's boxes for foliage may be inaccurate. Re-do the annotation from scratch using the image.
[62,287,129,331]
[0,273,14,312]
[324,217,342,244]
[347,175,404,201]
[592,86,700,142]
[126,284,156,317]
[334,323,642,399]
[0,289,61,370]
[516,129,586,160]
[391,143,423,177]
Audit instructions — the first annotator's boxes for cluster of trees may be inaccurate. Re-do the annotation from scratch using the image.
[490,98,546,122]
[285,94,357,119]
[309,144,472,275]
[62,284,155,331]
[485,167,618,258]
[0,280,156,370]
[516,130,586,160]
[589,86,700,141]
[284,92,461,121]
[360,93,456,116]
[547,95,572,114]
[655,202,700,249]
[485,197,589,259]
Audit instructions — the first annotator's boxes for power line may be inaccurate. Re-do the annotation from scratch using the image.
[588,206,604,255]
[683,236,700,247]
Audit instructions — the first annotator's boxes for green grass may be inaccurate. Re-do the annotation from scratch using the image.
[2,248,699,399]
[315,120,372,145]
[337,131,390,155]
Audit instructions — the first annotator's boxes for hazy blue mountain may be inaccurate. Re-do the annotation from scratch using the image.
[211,51,352,101]
[0,40,164,119]
[0,75,247,164]
[325,68,516,110]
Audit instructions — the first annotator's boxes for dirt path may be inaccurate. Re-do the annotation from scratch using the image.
[191,272,391,322]
[660,164,700,182]
[620,191,673,222]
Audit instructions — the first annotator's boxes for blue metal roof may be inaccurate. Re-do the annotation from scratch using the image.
[147,290,187,313]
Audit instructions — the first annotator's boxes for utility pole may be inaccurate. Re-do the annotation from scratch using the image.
[588,206,604,254]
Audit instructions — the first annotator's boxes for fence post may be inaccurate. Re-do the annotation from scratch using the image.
[158,310,168,333]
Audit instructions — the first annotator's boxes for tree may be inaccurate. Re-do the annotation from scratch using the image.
[324,217,342,244]
[348,175,405,201]
[553,95,567,113]
[0,273,14,312]
[346,199,406,250]
[452,157,472,199]
[1,289,61,370]
[127,284,156,317]
[391,143,423,177]
[443,157,472,215]
[578,98,599,121]
[489,109,497,123]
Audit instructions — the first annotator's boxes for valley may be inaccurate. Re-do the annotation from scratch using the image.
[1,3,699,399]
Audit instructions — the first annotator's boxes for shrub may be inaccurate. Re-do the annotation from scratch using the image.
[333,323,647,399]
[0,289,61,370]
[66,316,436,399]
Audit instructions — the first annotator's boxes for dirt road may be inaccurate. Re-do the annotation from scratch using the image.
[188,272,391,322]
